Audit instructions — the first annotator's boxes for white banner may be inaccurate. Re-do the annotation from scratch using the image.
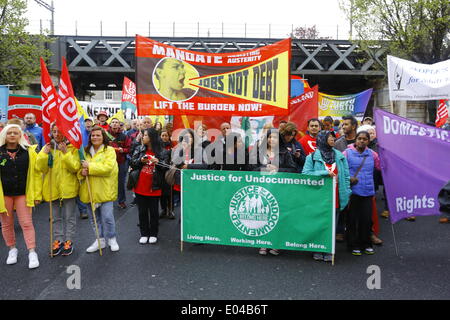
[387,55,450,101]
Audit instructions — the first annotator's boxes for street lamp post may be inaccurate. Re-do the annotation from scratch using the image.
[34,0,55,35]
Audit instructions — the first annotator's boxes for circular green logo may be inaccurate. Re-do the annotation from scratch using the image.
[229,185,279,237]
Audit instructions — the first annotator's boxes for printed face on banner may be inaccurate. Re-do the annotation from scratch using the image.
[152,58,199,102]
[136,35,291,116]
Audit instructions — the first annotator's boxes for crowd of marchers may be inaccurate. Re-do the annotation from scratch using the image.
[0,112,449,269]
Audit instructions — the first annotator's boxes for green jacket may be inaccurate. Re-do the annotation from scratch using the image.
[302,149,351,211]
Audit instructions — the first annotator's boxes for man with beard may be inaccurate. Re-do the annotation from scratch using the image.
[334,115,358,153]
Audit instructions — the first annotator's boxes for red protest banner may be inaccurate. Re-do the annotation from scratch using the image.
[136,35,291,117]
[56,58,82,149]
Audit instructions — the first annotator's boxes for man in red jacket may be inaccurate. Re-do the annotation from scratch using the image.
[109,118,132,209]
[299,118,321,156]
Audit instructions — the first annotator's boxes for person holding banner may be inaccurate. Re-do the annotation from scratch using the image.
[279,122,306,172]
[36,124,81,256]
[0,124,41,269]
[302,130,351,262]
[171,128,209,207]
[130,128,169,243]
[343,131,381,256]
[212,132,250,172]
[79,126,120,253]
[254,129,297,175]
[254,129,296,256]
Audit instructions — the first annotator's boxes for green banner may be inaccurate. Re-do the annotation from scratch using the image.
[182,170,335,254]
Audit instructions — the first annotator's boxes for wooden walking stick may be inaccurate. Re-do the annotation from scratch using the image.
[85,175,103,256]
[79,148,103,256]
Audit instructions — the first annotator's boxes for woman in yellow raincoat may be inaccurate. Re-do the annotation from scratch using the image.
[0,124,42,269]
[78,126,119,253]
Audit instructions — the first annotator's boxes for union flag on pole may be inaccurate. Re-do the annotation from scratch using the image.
[40,57,58,144]
[56,58,82,149]
[121,76,137,118]
[436,99,449,128]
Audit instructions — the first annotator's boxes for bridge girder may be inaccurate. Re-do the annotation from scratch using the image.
[48,35,386,93]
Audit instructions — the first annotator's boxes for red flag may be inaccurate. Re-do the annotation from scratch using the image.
[273,85,318,135]
[40,57,58,144]
[436,99,449,128]
[121,77,137,106]
[56,58,82,149]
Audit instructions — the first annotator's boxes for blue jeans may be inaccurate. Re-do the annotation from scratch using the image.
[76,197,88,214]
[87,201,117,240]
[118,161,128,204]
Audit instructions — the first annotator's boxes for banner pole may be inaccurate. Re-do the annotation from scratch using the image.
[49,167,53,258]
[332,254,335,266]
[391,223,399,257]
[86,175,103,256]
[180,170,183,253]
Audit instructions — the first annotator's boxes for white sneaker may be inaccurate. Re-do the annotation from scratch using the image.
[86,238,106,253]
[6,248,18,265]
[108,237,120,252]
[148,237,157,244]
[28,252,39,269]
[139,237,149,244]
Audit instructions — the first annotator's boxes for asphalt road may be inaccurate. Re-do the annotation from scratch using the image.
[1,189,449,300]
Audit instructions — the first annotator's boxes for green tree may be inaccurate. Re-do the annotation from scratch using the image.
[0,0,52,89]
[341,0,450,65]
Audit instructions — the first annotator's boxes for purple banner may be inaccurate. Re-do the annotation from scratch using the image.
[374,109,450,223]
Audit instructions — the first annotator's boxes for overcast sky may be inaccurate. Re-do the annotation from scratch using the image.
[25,0,350,39]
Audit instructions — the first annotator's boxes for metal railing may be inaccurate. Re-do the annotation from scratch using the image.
[28,19,350,40]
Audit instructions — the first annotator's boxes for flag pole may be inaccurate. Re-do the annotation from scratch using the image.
[49,165,53,258]
[391,223,399,257]
[48,142,56,258]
